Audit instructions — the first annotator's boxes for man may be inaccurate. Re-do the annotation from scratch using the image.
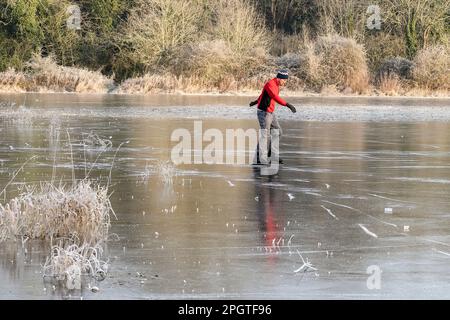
[249,69,297,165]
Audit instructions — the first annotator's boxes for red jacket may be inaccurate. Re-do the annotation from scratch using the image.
[257,78,287,113]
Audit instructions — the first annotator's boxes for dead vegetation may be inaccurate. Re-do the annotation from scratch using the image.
[0,55,114,93]
[0,131,118,289]
[297,34,370,93]
[379,74,404,96]
[412,45,450,91]
[0,180,113,244]
[43,242,108,290]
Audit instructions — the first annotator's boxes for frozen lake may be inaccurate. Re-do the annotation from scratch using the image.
[0,93,450,299]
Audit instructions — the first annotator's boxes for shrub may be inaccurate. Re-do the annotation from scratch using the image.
[382,0,450,58]
[251,0,320,35]
[364,33,407,73]
[168,0,269,89]
[117,0,206,70]
[298,34,369,93]
[0,0,83,69]
[180,40,247,90]
[412,45,450,90]
[213,0,269,57]
[274,53,302,70]
[178,35,267,91]
[316,0,369,40]
[182,41,237,79]
[376,57,414,83]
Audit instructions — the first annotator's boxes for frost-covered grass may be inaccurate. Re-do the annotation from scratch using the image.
[0,68,28,93]
[0,134,119,289]
[0,55,114,93]
[413,45,450,91]
[43,242,108,290]
[298,34,369,93]
[1,47,448,95]
[114,73,180,94]
[0,178,114,288]
[0,180,113,244]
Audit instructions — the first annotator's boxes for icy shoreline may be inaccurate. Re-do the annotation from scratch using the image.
[0,93,449,122]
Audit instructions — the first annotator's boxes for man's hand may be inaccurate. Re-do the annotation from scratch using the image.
[286,103,297,113]
[249,100,258,107]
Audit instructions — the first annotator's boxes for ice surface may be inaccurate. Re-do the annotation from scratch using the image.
[0,94,450,299]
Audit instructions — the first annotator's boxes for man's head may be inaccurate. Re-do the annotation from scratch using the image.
[276,69,289,86]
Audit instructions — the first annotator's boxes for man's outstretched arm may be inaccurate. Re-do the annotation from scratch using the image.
[266,83,296,113]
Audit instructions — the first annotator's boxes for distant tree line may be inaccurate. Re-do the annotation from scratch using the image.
[0,0,448,83]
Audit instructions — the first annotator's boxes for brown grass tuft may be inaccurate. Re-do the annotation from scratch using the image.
[379,73,403,96]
